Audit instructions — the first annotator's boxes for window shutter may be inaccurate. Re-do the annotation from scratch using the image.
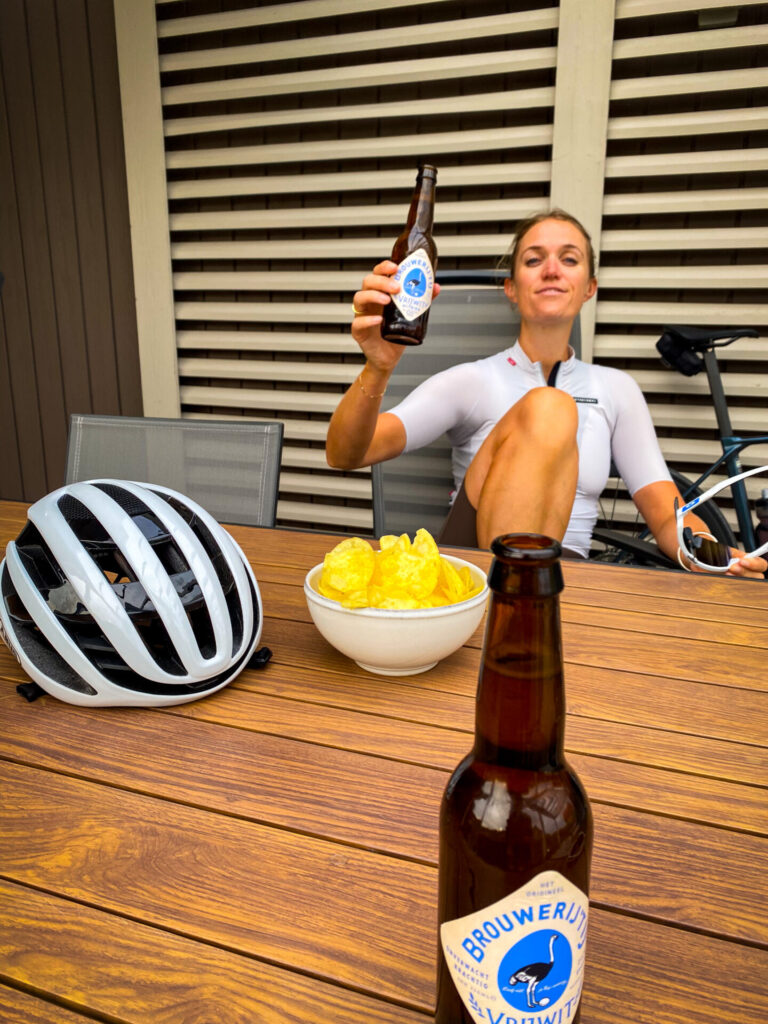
[118,1,766,535]
[145,0,562,532]
[595,0,768,530]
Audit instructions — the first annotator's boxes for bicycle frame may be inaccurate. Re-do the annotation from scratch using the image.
[598,329,765,563]
[681,347,768,549]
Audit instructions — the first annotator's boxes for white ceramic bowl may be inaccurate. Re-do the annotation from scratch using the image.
[304,553,489,676]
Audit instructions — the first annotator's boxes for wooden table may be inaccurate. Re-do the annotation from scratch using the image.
[0,498,766,1023]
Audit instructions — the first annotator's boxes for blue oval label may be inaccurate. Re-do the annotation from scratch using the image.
[391,248,434,321]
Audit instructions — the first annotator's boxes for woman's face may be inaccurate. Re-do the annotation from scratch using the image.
[504,218,597,326]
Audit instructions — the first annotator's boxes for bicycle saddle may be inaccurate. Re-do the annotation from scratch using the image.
[657,325,759,376]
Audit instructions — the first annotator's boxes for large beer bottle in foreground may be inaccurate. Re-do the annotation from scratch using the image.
[381,164,438,345]
[436,534,593,1024]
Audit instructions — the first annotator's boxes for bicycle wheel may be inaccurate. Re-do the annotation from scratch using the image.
[593,471,671,567]
[670,469,737,548]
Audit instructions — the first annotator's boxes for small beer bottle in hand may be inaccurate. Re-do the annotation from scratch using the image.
[381,164,438,345]
[436,534,593,1024]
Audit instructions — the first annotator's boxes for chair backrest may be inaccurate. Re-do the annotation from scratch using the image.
[65,415,283,527]
[371,271,581,539]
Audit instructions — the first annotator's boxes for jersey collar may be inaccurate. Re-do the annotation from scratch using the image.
[506,340,577,382]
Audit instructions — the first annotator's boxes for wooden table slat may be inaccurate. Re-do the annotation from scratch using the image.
[171,668,768,787]
[0,985,106,1024]
[0,880,429,1024]
[0,762,436,1007]
[224,649,768,750]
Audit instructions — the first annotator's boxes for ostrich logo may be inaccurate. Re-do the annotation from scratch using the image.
[402,267,427,298]
[498,930,572,1011]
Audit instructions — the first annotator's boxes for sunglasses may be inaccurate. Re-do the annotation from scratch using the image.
[675,465,768,573]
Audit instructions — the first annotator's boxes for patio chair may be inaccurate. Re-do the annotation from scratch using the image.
[371,271,581,539]
[65,414,283,527]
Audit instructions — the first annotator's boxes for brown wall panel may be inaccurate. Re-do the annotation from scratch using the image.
[0,53,47,497]
[25,0,93,425]
[0,297,25,499]
[57,0,119,413]
[0,0,67,493]
[0,0,142,503]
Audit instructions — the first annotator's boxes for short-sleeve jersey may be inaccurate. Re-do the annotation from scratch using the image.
[387,341,671,557]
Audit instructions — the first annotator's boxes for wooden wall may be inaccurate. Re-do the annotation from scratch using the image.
[0,0,142,503]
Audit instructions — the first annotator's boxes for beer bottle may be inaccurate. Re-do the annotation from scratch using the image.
[436,534,593,1024]
[381,164,438,345]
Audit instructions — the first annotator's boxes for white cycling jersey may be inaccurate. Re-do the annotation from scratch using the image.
[388,341,671,557]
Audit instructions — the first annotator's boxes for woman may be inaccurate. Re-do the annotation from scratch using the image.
[326,209,765,578]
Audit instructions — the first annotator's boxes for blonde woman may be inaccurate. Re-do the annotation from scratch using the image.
[327,210,765,578]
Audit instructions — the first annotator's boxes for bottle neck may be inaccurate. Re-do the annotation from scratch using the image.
[406,170,436,234]
[473,536,566,769]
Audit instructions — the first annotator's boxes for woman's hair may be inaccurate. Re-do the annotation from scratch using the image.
[501,208,597,280]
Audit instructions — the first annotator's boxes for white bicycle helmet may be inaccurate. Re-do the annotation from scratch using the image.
[0,479,265,707]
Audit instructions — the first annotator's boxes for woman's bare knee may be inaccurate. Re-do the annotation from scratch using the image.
[498,389,577,458]
[466,389,576,505]
[516,387,577,433]
[487,388,576,444]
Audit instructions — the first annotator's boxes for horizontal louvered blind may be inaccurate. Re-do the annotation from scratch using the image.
[146,0,767,538]
[155,0,561,532]
[594,0,768,531]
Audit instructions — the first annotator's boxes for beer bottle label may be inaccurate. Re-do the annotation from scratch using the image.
[390,248,434,322]
[440,871,588,1023]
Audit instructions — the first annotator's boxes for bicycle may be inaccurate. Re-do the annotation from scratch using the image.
[593,324,768,570]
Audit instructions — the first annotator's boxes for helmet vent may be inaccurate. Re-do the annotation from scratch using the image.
[93,482,153,517]
[59,493,101,522]
[67,488,218,667]
[2,566,98,695]
[155,492,244,650]
[55,493,192,675]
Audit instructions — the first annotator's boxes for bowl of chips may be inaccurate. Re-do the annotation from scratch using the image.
[304,530,489,675]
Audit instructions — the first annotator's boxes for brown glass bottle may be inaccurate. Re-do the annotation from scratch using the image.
[381,164,438,345]
[435,534,592,1024]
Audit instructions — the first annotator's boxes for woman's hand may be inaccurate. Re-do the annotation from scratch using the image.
[351,260,440,372]
[722,550,767,579]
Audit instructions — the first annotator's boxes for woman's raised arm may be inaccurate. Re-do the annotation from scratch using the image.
[326,260,439,469]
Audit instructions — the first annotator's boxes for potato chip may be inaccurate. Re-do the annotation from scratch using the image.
[374,592,425,610]
[316,530,483,610]
[320,536,376,593]
[437,555,466,603]
[316,578,347,603]
[458,566,474,591]
[378,534,403,551]
[412,527,440,561]
[338,589,370,609]
[377,539,439,600]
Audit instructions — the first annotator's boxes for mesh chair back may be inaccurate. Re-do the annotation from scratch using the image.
[372,272,581,539]
[65,415,283,527]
